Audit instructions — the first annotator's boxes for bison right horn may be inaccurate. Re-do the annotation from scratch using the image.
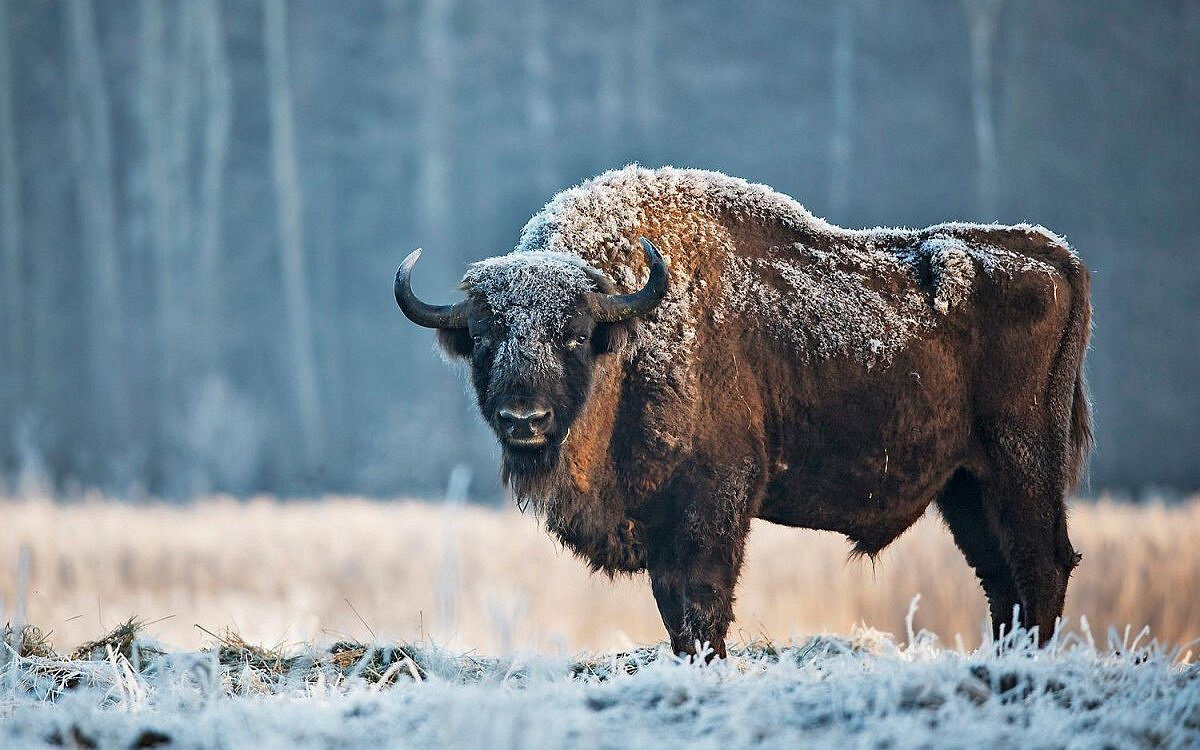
[589,237,669,323]
[394,249,471,329]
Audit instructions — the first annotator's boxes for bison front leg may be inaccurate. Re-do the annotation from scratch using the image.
[648,519,750,661]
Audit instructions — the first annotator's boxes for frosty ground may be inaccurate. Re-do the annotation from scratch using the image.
[2,621,1197,750]
[3,497,1198,747]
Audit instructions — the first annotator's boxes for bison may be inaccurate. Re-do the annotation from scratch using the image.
[394,166,1091,658]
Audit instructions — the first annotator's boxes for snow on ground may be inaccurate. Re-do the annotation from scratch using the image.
[2,622,1197,750]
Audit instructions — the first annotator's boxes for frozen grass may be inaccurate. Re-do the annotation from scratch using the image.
[1,496,1198,747]
[1,495,1197,653]
[1,619,1197,749]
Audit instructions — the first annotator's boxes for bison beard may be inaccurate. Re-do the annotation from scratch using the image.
[395,166,1092,660]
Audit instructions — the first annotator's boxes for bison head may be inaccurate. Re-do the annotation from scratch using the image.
[394,238,668,481]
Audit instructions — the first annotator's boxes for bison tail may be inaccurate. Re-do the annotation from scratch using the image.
[1067,365,1092,491]
[1061,252,1093,492]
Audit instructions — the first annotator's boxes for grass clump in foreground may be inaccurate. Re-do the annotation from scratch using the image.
[3,617,469,703]
[1,616,1197,750]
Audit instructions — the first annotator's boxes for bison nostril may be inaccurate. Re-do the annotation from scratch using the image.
[497,406,553,437]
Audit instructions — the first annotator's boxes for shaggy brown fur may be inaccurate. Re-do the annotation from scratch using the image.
[402,166,1092,658]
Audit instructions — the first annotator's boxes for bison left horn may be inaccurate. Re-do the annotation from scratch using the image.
[589,237,670,323]
[394,249,470,329]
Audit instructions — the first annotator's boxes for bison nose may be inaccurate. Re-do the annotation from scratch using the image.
[497,405,553,439]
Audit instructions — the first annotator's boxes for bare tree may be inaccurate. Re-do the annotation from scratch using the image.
[524,0,556,194]
[166,4,196,378]
[595,24,623,167]
[829,0,857,219]
[264,0,324,465]
[962,0,1002,218]
[0,0,23,402]
[1187,1,1200,132]
[65,0,131,445]
[417,0,454,263]
[632,0,660,158]
[139,0,180,422]
[196,0,232,374]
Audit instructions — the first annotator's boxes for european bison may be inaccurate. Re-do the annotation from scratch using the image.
[394,166,1091,658]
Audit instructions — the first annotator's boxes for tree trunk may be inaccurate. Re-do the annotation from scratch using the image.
[264,0,323,467]
[632,0,660,158]
[414,0,470,484]
[524,0,556,194]
[166,4,195,378]
[65,0,131,447]
[417,0,453,262]
[1186,2,1200,133]
[829,0,857,220]
[139,0,180,433]
[0,0,24,402]
[962,0,1002,218]
[595,20,622,167]
[196,0,232,374]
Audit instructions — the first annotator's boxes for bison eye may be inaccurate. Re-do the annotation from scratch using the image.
[566,332,588,349]
[472,334,483,346]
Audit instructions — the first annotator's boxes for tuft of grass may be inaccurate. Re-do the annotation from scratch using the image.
[324,641,426,684]
[199,626,295,676]
[3,623,55,659]
[4,619,443,699]
[571,645,663,680]
[69,617,162,663]
[189,625,446,690]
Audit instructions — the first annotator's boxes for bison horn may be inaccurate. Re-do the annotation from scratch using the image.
[394,249,470,329]
[590,237,669,323]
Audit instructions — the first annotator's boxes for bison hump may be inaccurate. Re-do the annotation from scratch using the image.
[717,241,938,369]
[920,237,977,315]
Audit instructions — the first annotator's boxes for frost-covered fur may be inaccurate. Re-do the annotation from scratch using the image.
[921,237,976,315]
[462,251,601,336]
[461,252,606,378]
[513,166,1068,371]
[434,165,1093,660]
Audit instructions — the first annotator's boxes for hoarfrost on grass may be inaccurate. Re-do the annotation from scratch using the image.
[2,624,1197,750]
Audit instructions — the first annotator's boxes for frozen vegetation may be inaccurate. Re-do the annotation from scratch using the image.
[2,620,1198,749]
[4,496,1198,653]
[2,497,1197,747]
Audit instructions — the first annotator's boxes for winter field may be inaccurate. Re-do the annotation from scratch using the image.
[2,495,1198,748]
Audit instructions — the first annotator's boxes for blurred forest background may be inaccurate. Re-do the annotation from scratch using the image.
[0,0,1196,500]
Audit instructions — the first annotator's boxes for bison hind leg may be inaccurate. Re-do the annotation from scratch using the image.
[936,468,1022,640]
[972,420,1080,645]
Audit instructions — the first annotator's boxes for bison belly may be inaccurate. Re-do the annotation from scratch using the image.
[757,340,971,553]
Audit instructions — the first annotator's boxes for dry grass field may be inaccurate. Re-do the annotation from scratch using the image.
[2,494,1196,655]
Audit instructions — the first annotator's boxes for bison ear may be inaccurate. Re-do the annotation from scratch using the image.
[437,328,473,359]
[592,320,633,356]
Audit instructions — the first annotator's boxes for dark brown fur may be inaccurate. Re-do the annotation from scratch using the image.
[421,170,1092,658]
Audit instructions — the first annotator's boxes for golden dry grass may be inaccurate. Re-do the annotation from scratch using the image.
[1,494,1196,654]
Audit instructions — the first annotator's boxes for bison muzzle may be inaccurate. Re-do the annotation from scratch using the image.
[394,166,1092,659]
